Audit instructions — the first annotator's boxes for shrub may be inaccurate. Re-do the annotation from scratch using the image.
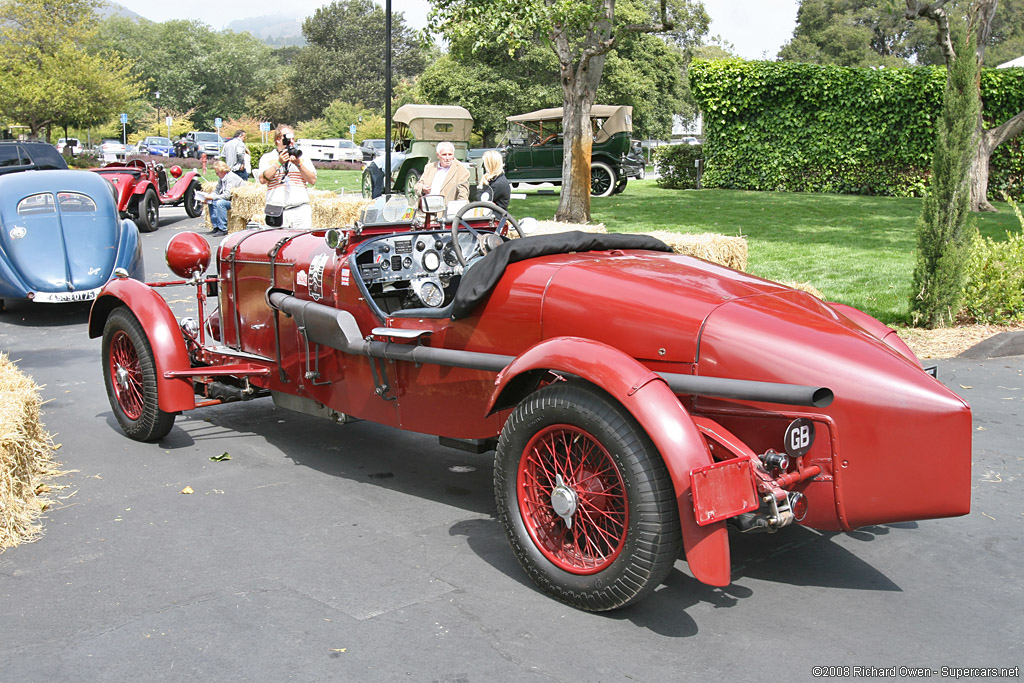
[961,197,1024,323]
[653,144,703,189]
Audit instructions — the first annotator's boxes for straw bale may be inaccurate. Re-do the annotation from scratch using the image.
[779,280,825,299]
[641,230,748,271]
[514,220,607,237]
[202,182,371,232]
[0,353,61,551]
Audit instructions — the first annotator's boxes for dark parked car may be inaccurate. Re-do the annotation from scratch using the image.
[0,170,144,310]
[359,138,386,161]
[183,131,223,159]
[88,193,971,612]
[0,140,68,176]
[501,105,635,196]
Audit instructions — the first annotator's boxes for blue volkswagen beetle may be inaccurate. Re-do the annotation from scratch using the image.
[0,170,144,310]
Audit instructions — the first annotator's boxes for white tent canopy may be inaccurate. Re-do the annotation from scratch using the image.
[997,55,1024,68]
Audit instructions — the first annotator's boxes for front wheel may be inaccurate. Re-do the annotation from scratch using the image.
[590,162,616,197]
[136,190,159,232]
[494,382,681,611]
[403,168,421,203]
[183,181,203,218]
[361,168,373,198]
[102,307,175,442]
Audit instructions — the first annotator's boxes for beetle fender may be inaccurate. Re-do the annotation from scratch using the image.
[88,278,195,413]
[489,336,731,587]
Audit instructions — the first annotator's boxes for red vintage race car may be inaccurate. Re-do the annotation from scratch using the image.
[90,159,203,232]
[87,196,972,611]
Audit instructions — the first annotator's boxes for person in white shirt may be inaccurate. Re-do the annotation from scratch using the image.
[221,130,248,180]
[257,125,318,229]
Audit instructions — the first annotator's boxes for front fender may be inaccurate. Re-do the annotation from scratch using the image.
[394,156,428,191]
[489,336,731,587]
[89,278,195,413]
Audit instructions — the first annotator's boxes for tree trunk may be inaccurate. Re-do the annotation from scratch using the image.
[970,130,994,211]
[557,100,593,223]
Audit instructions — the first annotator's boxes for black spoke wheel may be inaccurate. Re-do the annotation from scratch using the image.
[183,181,203,218]
[590,162,616,197]
[136,189,159,232]
[102,307,175,442]
[494,382,681,611]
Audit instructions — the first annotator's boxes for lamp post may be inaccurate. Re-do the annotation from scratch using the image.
[154,91,160,137]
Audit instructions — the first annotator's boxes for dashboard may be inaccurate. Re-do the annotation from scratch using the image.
[355,231,478,312]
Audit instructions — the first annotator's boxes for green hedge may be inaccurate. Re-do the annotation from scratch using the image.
[689,60,1024,199]
[653,144,704,189]
[962,198,1024,323]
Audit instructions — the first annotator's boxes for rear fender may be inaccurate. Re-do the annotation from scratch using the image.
[88,278,195,413]
[167,172,198,200]
[131,179,154,197]
[828,302,921,366]
[394,156,428,191]
[489,336,731,587]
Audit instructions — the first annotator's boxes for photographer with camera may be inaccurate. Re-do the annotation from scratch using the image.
[257,124,317,229]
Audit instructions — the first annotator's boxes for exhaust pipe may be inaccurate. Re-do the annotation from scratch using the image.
[268,291,832,408]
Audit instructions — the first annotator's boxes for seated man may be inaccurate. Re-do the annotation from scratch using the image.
[204,160,244,236]
[414,141,469,202]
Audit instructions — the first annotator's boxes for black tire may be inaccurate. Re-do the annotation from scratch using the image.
[404,168,420,203]
[102,307,175,442]
[611,176,628,195]
[590,162,616,197]
[494,382,681,611]
[136,190,159,232]
[183,181,203,218]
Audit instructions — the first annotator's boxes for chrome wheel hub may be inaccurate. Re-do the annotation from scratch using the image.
[551,474,578,529]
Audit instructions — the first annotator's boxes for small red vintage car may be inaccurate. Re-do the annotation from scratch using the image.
[87,196,972,611]
[90,159,203,232]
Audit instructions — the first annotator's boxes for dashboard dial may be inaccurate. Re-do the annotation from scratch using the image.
[422,250,441,272]
[417,280,444,307]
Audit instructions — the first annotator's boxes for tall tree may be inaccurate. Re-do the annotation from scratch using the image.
[0,0,141,137]
[291,0,429,119]
[431,0,708,223]
[905,0,1024,210]
[93,17,282,129]
[912,33,979,327]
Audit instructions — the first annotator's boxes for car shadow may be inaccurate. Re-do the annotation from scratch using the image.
[0,299,92,327]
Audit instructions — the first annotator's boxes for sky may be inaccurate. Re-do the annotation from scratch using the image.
[110,0,800,61]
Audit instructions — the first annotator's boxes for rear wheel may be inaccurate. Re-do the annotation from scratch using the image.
[361,168,373,198]
[494,382,681,611]
[102,307,175,442]
[183,181,203,218]
[612,175,628,194]
[590,162,616,197]
[136,190,159,232]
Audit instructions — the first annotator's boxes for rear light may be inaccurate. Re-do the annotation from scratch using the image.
[788,491,808,522]
[26,291,35,300]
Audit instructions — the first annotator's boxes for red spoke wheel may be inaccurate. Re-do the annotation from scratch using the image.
[101,307,175,442]
[495,382,681,611]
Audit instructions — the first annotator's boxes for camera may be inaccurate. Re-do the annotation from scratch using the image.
[280,134,302,159]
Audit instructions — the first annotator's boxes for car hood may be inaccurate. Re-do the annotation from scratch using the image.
[540,251,792,364]
[0,209,121,293]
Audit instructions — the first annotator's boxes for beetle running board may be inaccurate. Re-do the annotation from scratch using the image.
[267,291,832,408]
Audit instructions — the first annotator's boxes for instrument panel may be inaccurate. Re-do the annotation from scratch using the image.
[356,231,468,285]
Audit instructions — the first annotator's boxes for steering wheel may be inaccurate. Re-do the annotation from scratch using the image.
[534,134,558,146]
[126,159,147,169]
[450,201,525,267]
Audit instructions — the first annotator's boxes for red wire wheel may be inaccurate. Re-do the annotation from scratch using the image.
[101,307,176,442]
[516,424,628,574]
[108,329,144,420]
[495,382,681,611]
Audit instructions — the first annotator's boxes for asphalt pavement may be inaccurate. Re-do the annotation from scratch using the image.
[0,207,1021,682]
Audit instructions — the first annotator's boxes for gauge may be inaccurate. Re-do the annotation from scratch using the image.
[403,256,412,268]
[416,280,444,307]
[422,250,440,272]
[442,243,459,266]
[416,239,426,252]
[381,259,390,270]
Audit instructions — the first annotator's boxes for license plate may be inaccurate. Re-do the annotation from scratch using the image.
[33,289,100,303]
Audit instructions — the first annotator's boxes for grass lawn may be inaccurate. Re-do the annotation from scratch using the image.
[513,180,1021,325]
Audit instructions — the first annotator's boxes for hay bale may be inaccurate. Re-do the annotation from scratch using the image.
[516,220,607,237]
[203,182,372,232]
[0,353,60,551]
[641,230,748,271]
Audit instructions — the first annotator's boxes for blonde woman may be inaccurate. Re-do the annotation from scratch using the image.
[478,149,510,210]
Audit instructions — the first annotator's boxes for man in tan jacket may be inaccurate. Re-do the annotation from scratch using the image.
[414,141,470,202]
